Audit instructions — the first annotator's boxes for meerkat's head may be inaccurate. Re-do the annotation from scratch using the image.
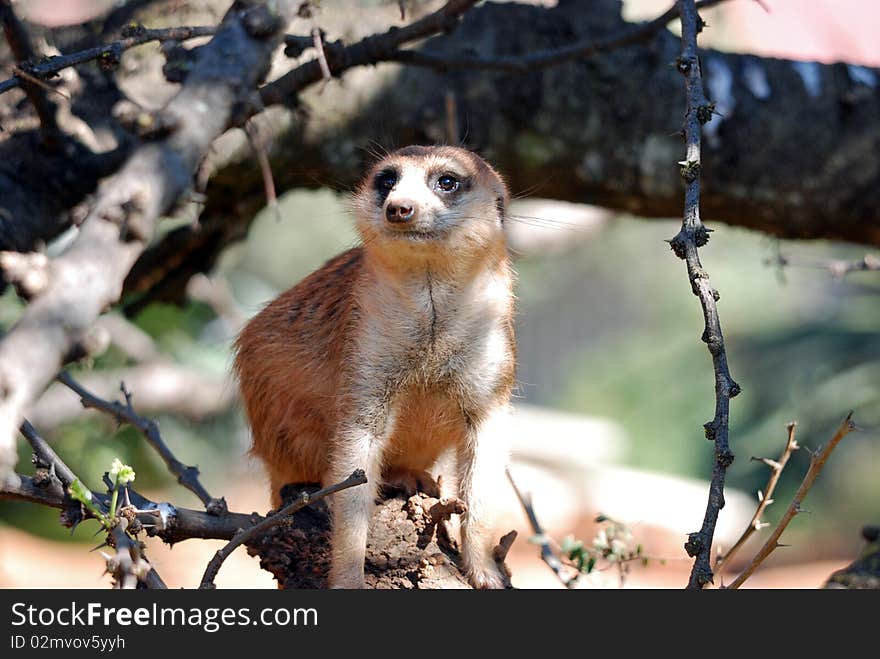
[353,145,509,264]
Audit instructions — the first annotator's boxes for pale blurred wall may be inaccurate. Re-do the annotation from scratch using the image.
[625,0,880,66]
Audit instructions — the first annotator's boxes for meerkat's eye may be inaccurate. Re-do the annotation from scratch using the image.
[436,174,460,193]
[376,171,397,191]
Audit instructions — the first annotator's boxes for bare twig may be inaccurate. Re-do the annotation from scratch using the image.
[311,27,332,86]
[669,0,741,589]
[57,371,226,514]
[0,25,217,97]
[199,469,367,589]
[0,0,61,145]
[726,413,859,589]
[715,422,799,573]
[31,363,233,429]
[769,252,880,280]
[505,467,575,588]
[243,120,280,222]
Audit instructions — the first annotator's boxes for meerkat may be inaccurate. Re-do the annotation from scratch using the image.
[234,145,515,589]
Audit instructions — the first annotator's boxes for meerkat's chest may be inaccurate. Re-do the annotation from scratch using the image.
[356,276,513,395]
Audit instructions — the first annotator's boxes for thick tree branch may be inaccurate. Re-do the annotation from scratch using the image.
[671,0,741,590]
[0,1,290,485]
[727,412,859,589]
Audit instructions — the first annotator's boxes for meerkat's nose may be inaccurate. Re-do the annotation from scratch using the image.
[385,201,415,223]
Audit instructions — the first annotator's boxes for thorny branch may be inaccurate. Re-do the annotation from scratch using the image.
[0,25,217,96]
[669,0,741,589]
[57,371,227,514]
[0,464,259,546]
[20,419,78,488]
[18,420,167,588]
[200,469,367,589]
[715,422,799,574]
[727,413,859,589]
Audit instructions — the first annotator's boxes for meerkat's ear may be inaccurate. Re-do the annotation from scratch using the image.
[495,196,506,223]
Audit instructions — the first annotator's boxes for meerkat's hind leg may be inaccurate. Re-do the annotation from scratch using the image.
[457,407,512,589]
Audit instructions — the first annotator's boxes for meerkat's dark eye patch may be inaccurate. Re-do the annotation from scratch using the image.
[374,169,398,204]
[375,169,398,191]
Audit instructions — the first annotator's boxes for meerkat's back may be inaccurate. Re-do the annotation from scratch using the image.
[234,247,364,502]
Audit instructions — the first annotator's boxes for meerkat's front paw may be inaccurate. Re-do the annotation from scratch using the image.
[463,555,507,589]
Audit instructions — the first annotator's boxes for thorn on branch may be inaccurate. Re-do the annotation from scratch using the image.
[679,159,702,181]
[694,223,712,246]
[696,102,715,124]
[120,22,147,39]
[685,532,703,557]
[703,421,716,441]
[668,233,688,259]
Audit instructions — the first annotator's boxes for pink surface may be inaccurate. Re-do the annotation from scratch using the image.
[719,0,880,66]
